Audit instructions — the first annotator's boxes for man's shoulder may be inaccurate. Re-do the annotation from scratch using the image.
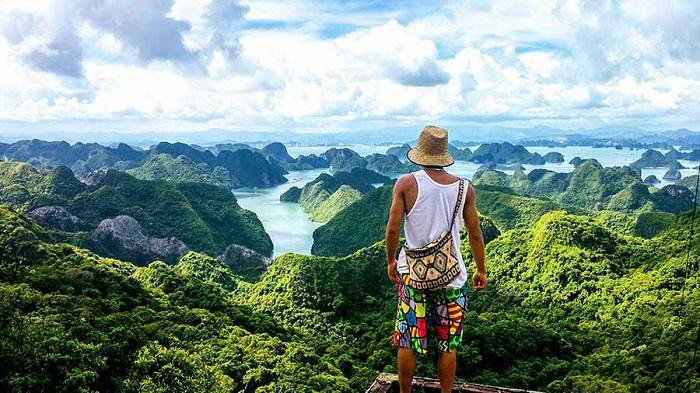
[394,173,416,191]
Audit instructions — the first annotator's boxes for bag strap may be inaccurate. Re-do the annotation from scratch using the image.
[448,179,465,232]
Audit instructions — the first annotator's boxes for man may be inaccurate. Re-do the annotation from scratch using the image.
[385,125,487,393]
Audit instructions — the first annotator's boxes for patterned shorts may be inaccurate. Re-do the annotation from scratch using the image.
[392,274,468,353]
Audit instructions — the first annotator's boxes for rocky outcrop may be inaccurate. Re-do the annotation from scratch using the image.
[321,148,414,175]
[543,152,565,163]
[218,244,273,281]
[494,163,525,171]
[631,149,685,169]
[321,148,366,172]
[215,149,288,187]
[663,169,681,181]
[93,215,188,264]
[26,206,83,231]
[448,144,473,161]
[386,144,411,162]
[677,175,699,191]
[283,154,330,171]
[204,143,257,156]
[348,167,391,184]
[569,156,585,167]
[280,186,302,202]
[2,139,145,173]
[150,142,288,188]
[471,142,537,165]
[364,153,415,175]
[262,142,293,163]
[522,152,546,165]
[651,185,695,214]
[643,175,660,185]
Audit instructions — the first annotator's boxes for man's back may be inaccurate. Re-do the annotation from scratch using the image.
[395,168,469,289]
[395,168,462,215]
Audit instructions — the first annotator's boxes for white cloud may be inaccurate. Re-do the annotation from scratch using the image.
[0,0,699,133]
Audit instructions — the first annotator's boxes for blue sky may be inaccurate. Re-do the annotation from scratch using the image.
[0,0,698,137]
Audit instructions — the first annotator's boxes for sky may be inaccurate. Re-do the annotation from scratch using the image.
[0,0,698,137]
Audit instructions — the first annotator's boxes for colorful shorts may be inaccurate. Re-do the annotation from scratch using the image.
[392,275,468,353]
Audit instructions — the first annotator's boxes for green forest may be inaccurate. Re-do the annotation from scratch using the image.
[0,147,699,392]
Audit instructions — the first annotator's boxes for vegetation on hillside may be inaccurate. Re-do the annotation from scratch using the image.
[286,170,386,223]
[312,183,563,256]
[0,205,351,392]
[127,154,233,188]
[472,160,694,214]
[1,193,698,392]
[0,162,273,257]
[311,185,363,223]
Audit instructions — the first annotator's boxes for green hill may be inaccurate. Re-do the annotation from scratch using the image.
[310,185,363,223]
[127,153,233,188]
[463,211,699,391]
[150,142,288,188]
[254,210,700,391]
[0,205,352,393]
[1,199,698,392]
[0,162,272,257]
[287,170,385,223]
[472,160,693,214]
[311,183,562,256]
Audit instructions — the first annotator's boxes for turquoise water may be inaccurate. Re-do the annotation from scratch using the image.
[235,169,327,257]
[235,145,699,256]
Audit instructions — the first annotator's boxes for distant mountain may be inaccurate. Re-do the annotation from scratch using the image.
[387,143,472,162]
[3,125,699,146]
[472,160,692,214]
[127,154,234,188]
[128,142,288,188]
[630,149,686,169]
[1,139,145,178]
[320,148,415,175]
[471,142,545,165]
[0,139,289,188]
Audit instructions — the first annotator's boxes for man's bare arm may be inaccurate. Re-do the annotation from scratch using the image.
[385,177,407,285]
[463,182,487,289]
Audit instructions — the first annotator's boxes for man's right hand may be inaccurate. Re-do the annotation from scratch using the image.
[387,259,402,286]
[473,269,487,291]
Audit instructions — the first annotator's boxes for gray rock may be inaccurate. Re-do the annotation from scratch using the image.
[218,244,273,281]
[26,206,83,231]
[93,215,187,264]
[82,168,109,185]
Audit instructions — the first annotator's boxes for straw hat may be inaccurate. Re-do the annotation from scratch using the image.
[406,125,454,167]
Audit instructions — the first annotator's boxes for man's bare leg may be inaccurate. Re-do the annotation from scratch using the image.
[397,348,416,393]
[437,351,457,393]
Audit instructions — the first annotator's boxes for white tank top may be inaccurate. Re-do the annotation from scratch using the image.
[397,170,469,289]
